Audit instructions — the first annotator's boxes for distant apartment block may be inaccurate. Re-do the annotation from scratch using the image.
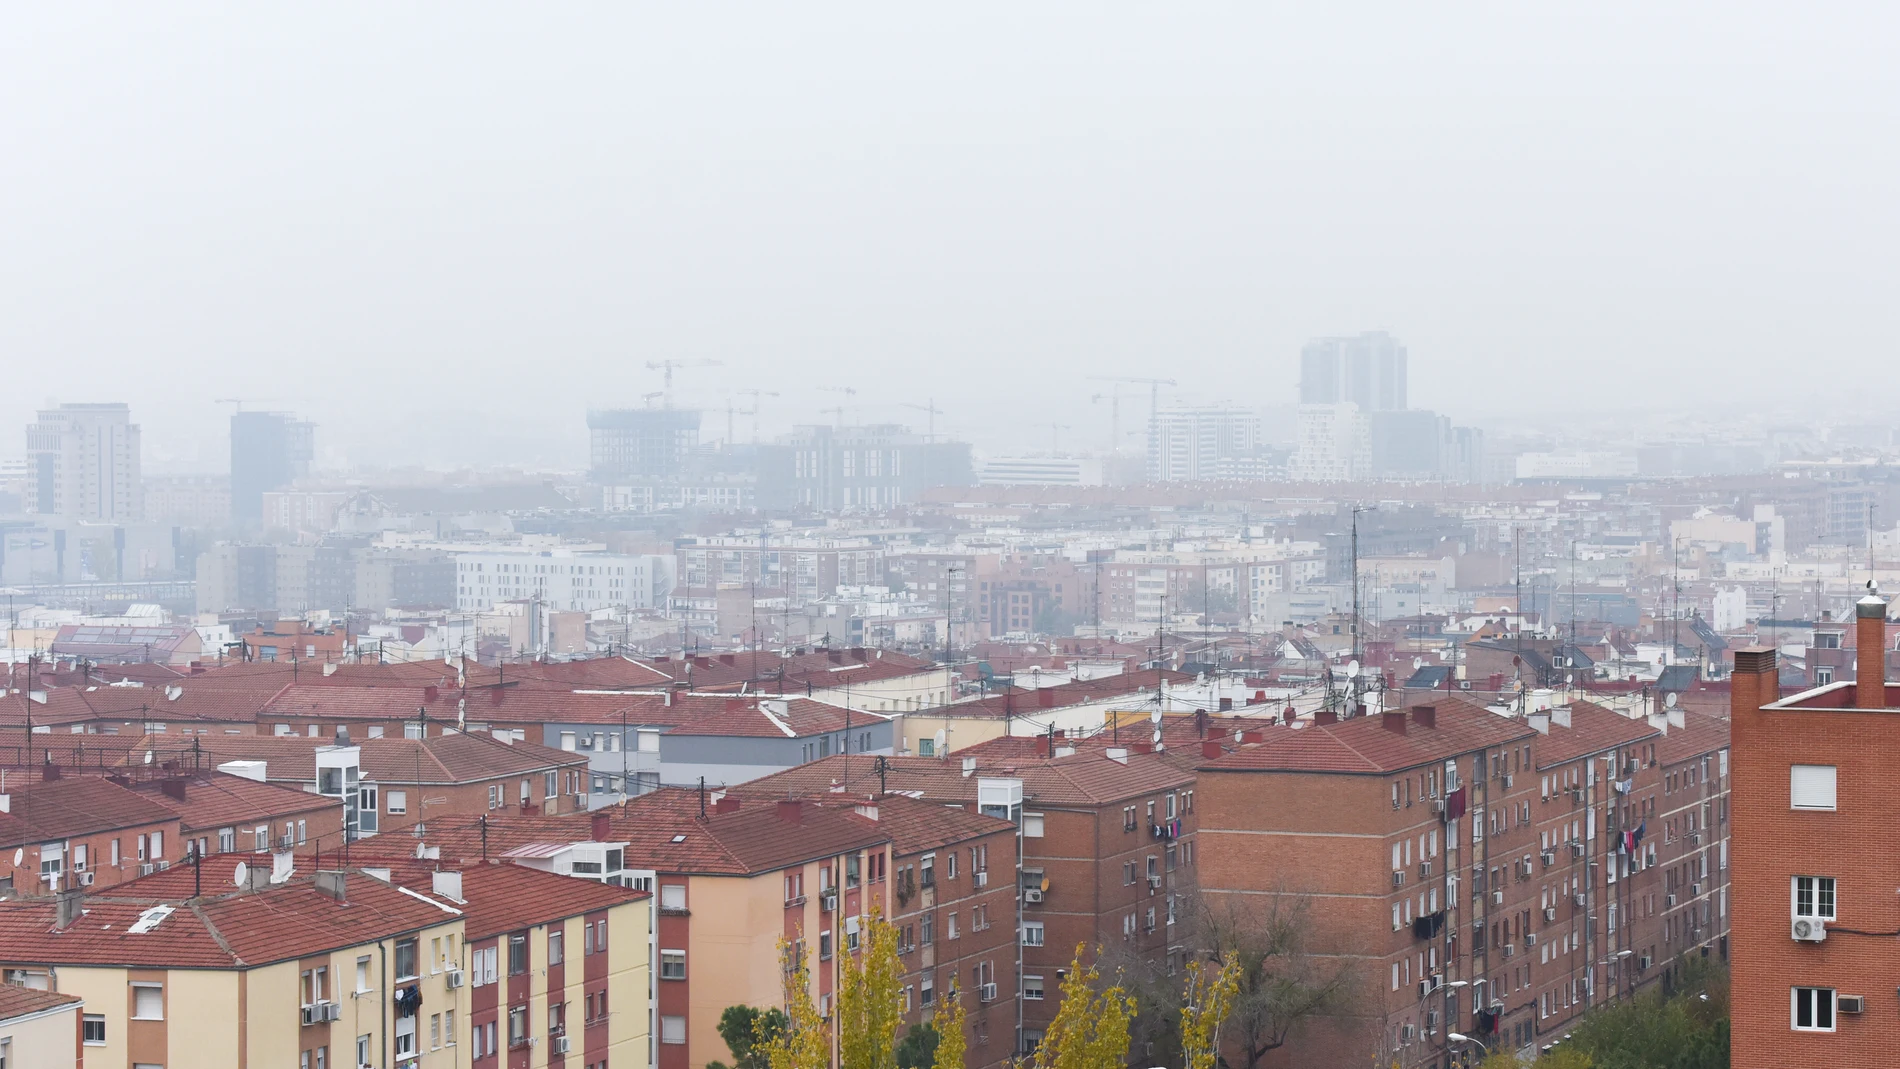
[758,424,974,510]
[588,408,702,481]
[975,456,1104,486]
[143,474,232,528]
[230,411,315,526]
[1515,451,1639,481]
[1291,403,1373,482]
[1145,407,1261,482]
[452,547,674,611]
[1300,331,1409,411]
[26,403,142,522]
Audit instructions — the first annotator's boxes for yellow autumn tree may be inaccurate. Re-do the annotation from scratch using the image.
[1023,946,1135,1069]
[767,936,830,1069]
[840,909,905,1069]
[932,981,968,1069]
[1179,954,1243,1069]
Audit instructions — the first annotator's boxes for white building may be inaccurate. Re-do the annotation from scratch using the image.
[1514,451,1638,480]
[975,455,1104,486]
[1290,403,1371,482]
[25,403,143,521]
[1146,407,1262,482]
[451,545,675,611]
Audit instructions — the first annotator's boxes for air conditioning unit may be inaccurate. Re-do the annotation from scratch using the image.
[1839,995,1866,1014]
[1543,907,1556,922]
[974,871,988,888]
[1393,871,1405,889]
[1023,888,1044,904]
[1573,893,1586,908]
[1147,874,1163,887]
[1639,955,1652,970]
[1432,798,1446,816]
[1688,833,1701,846]
[1540,851,1554,867]
[1666,894,1677,908]
[1492,890,1504,905]
[80,871,95,887]
[1526,933,1538,947]
[1571,842,1585,858]
[554,1036,571,1054]
[302,1004,322,1026]
[1503,943,1517,958]
[981,982,998,1003]
[323,1002,342,1022]
[1691,883,1701,896]
[1418,861,1432,878]
[821,890,839,912]
[445,968,465,989]
[1426,1010,1440,1030]
[1791,917,1827,942]
[1399,1023,1415,1042]
[1502,774,1514,788]
[1570,788,1584,803]
[1624,759,1638,774]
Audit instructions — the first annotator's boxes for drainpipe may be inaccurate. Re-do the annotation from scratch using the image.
[381,942,390,1069]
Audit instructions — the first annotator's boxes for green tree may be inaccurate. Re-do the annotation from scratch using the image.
[709,1005,788,1069]
[895,1024,940,1069]
[1023,946,1136,1069]
[765,937,829,1069]
[839,909,905,1069]
[932,982,967,1069]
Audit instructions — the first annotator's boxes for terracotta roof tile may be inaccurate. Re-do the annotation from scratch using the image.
[741,748,1194,807]
[120,732,584,786]
[0,983,82,1021]
[0,777,179,848]
[1533,703,1661,769]
[1201,699,1537,775]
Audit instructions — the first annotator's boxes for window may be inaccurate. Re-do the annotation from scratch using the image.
[1791,765,1837,810]
[356,955,372,993]
[1023,975,1045,1000]
[1792,987,1835,1031]
[509,1005,528,1047]
[660,884,687,910]
[396,938,419,980]
[508,933,528,975]
[358,1036,371,1067]
[84,1014,106,1045]
[661,950,687,980]
[132,983,164,1020]
[1793,876,1837,920]
[1023,813,1045,837]
[661,1016,688,1044]
[387,791,407,815]
[549,930,564,966]
[1022,922,1045,947]
[546,771,558,799]
[445,1010,456,1046]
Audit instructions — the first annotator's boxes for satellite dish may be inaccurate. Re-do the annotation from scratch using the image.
[233,861,250,888]
[1665,692,1679,709]
[1346,660,1361,679]
[11,848,20,866]
[1149,708,1162,724]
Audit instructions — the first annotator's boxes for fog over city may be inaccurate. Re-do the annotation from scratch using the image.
[5,6,1898,470]
[3,9,1898,1069]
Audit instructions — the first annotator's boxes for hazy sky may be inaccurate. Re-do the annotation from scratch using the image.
[4,5,1897,472]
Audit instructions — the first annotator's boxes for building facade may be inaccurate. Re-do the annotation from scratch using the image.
[26,403,142,522]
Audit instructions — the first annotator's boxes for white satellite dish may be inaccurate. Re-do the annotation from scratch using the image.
[232,861,249,888]
[1665,692,1679,709]
[1346,660,1361,679]
[11,848,20,866]
[1149,708,1162,724]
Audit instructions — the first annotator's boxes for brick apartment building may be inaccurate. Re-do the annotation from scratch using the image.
[744,745,1197,1051]
[1196,696,1730,1068]
[1731,587,1900,1067]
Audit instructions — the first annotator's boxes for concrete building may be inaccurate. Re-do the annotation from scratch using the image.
[1300,332,1409,411]
[975,456,1104,486]
[758,424,974,510]
[230,411,315,527]
[452,546,674,612]
[143,473,232,528]
[1145,406,1261,483]
[588,407,702,481]
[1730,589,1900,1067]
[25,403,142,522]
[0,985,82,1069]
[1291,403,1373,483]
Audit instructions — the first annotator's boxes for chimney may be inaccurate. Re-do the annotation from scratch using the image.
[424,685,439,702]
[1218,697,1232,712]
[1857,587,1888,709]
[315,871,348,902]
[961,757,977,777]
[431,870,464,902]
[1381,711,1408,735]
[1314,708,1338,725]
[1409,704,1436,729]
[713,796,742,814]
[719,654,736,667]
[55,888,84,929]
[1731,647,1779,718]
[161,778,187,802]
[776,799,803,824]
[41,764,61,782]
[591,811,611,841]
[1034,736,1051,757]
[1201,739,1223,760]
[1037,689,1056,708]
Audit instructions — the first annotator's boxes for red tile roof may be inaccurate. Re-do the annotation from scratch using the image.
[129,771,343,832]
[1200,699,1538,775]
[439,861,646,940]
[1658,709,1729,765]
[120,731,584,786]
[741,747,1194,807]
[0,777,180,848]
[946,669,1194,719]
[1532,703,1662,769]
[0,982,82,1021]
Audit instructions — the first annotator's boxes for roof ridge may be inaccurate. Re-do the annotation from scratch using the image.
[188,899,245,966]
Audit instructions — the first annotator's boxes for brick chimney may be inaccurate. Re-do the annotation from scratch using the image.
[1857,586,1888,710]
[1731,647,1779,717]
[591,811,610,841]
[1410,704,1436,729]
[1314,708,1338,725]
[776,799,803,824]
[1381,711,1408,735]
[1201,739,1223,759]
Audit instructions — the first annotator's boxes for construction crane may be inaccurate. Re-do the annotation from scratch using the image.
[900,399,943,441]
[726,389,779,443]
[645,359,724,394]
[1046,422,1072,453]
[1086,376,1176,456]
[818,406,846,428]
[818,387,858,427]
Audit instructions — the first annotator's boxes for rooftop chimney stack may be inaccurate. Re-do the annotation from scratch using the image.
[1857,584,1888,710]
